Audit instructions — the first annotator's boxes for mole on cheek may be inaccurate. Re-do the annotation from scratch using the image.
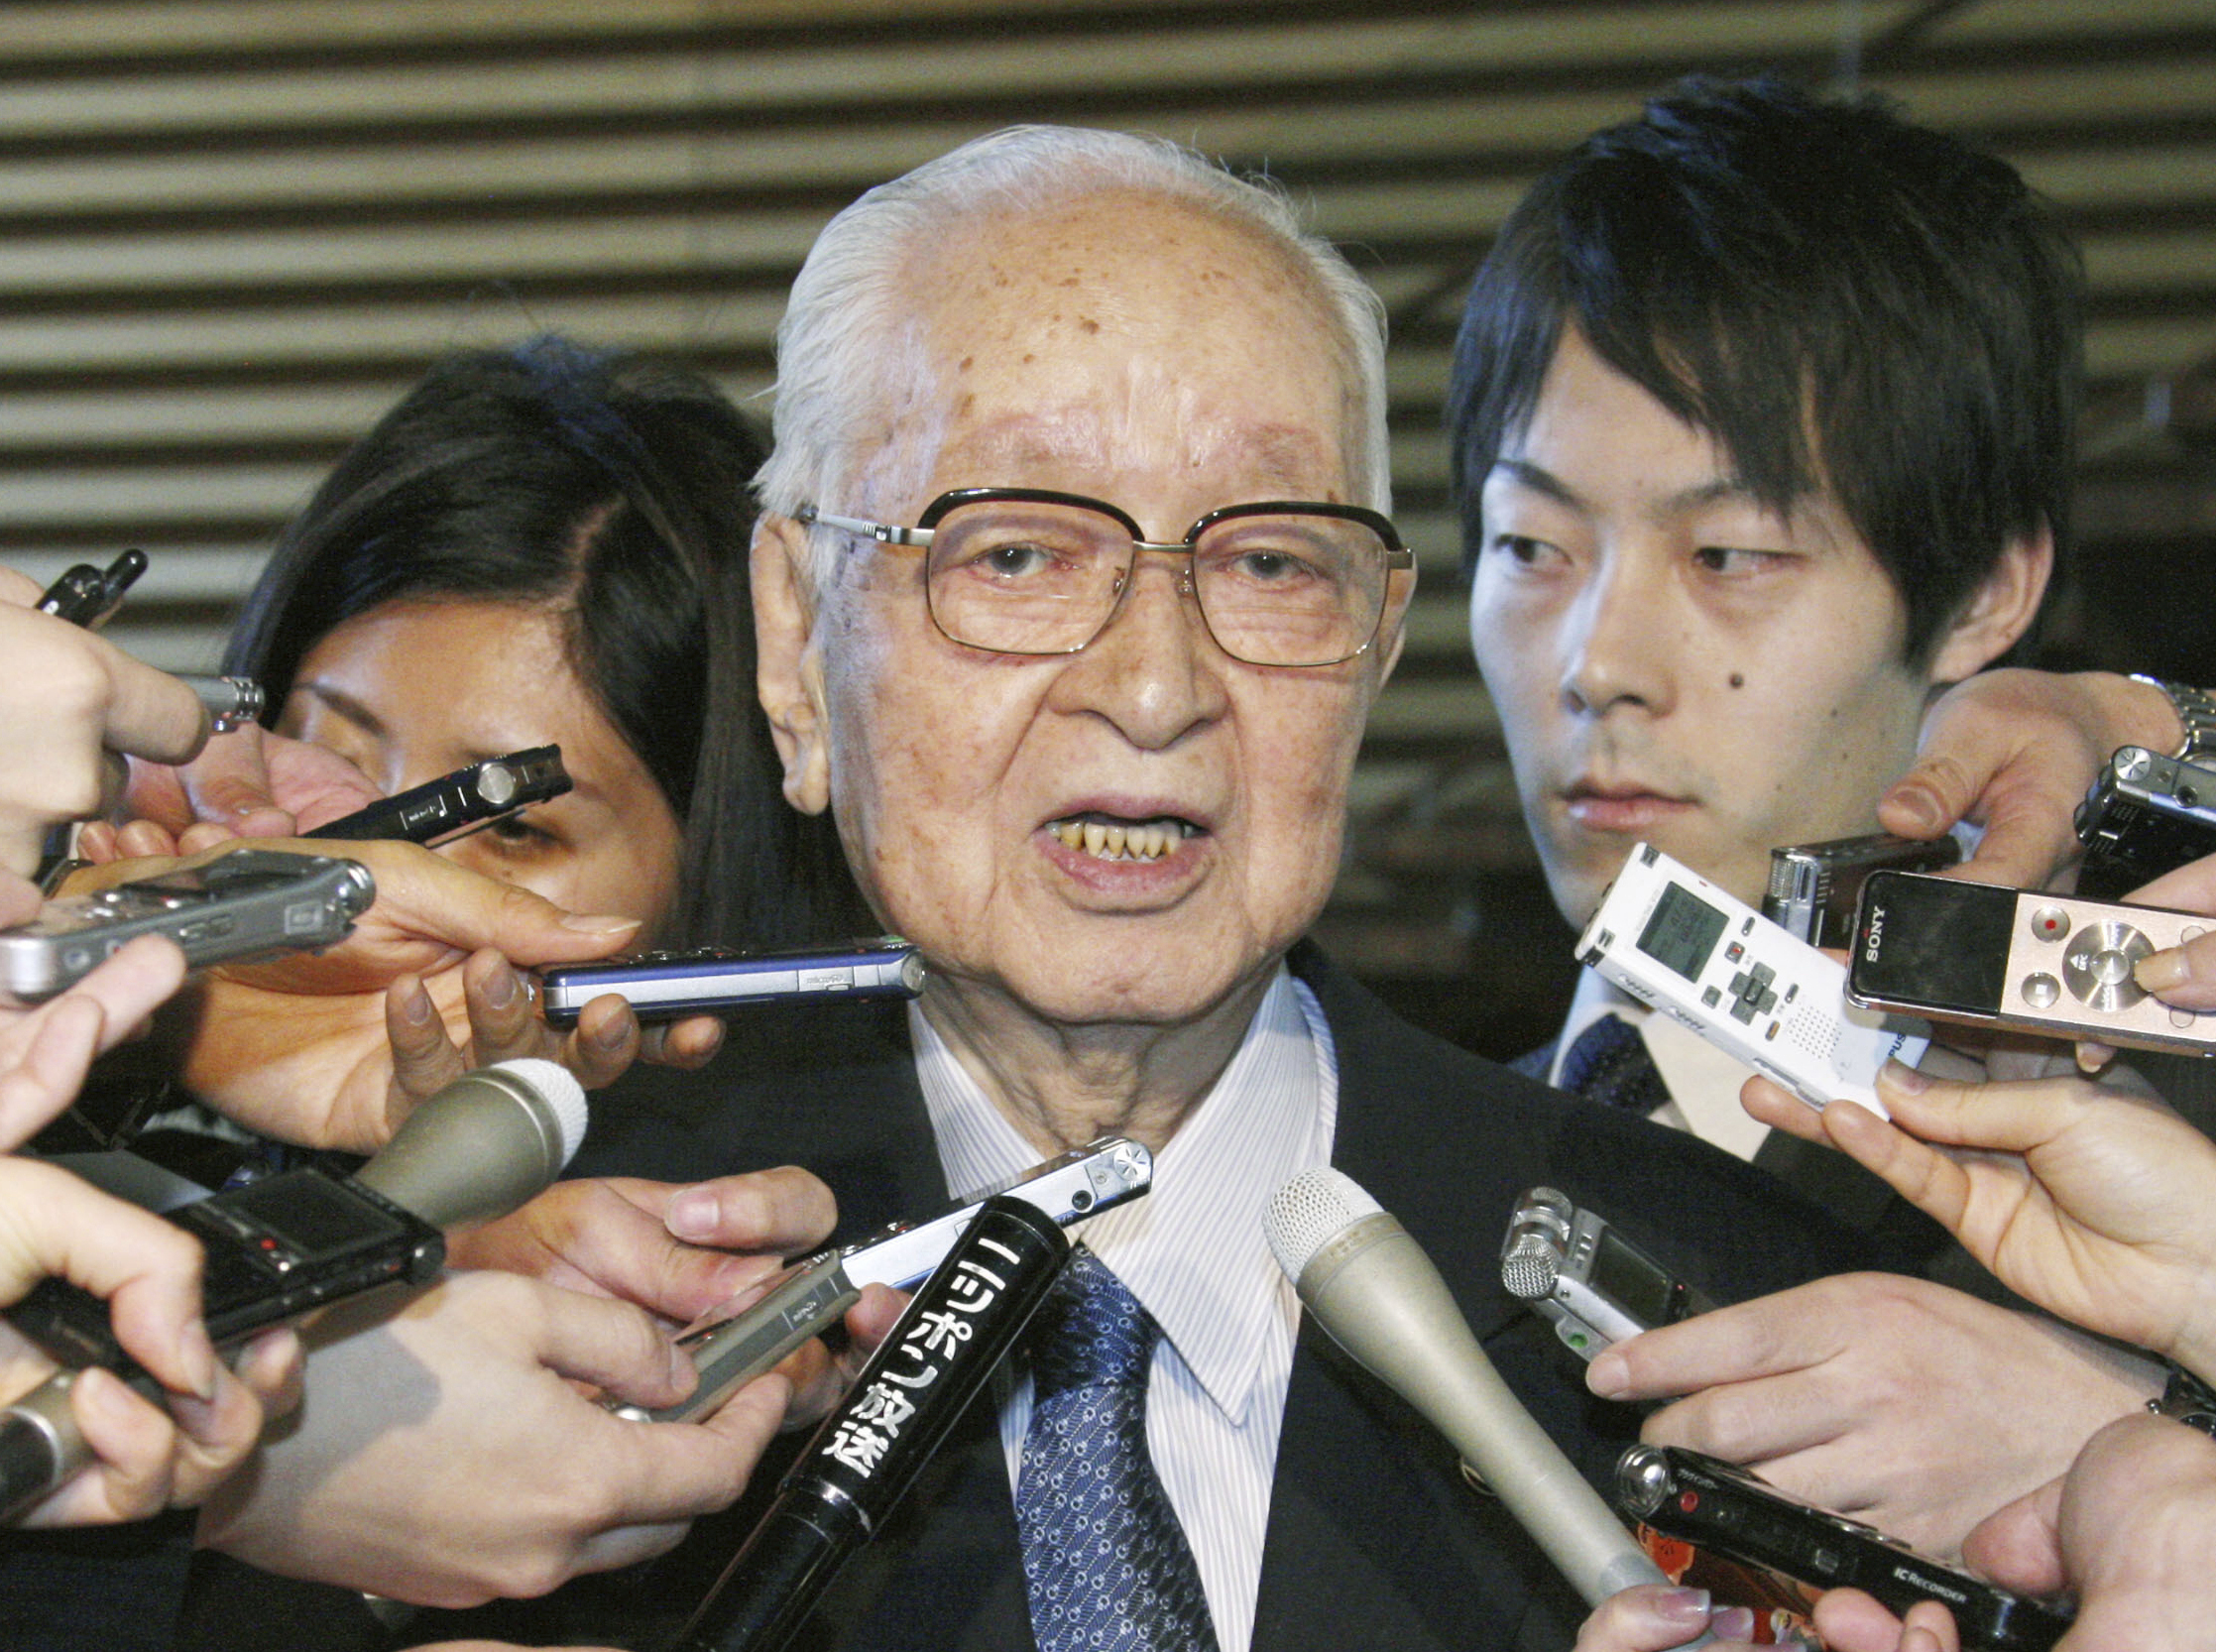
[1728,672,1745,689]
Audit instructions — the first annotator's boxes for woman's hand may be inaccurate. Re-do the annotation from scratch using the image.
[1743,1061,2216,1378]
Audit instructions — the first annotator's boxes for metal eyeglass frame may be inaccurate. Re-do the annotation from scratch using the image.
[797,485,1414,667]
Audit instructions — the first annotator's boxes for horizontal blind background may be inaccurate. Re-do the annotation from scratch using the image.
[8,0,2213,1052]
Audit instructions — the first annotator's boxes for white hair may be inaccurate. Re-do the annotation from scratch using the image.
[756,125,1391,586]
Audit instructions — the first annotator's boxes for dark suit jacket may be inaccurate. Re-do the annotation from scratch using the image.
[1517,1017,1942,1239]
[183,945,1890,1652]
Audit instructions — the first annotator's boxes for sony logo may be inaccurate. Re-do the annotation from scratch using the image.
[1863,903,1887,963]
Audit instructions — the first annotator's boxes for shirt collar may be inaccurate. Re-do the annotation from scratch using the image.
[911,965,1333,1422]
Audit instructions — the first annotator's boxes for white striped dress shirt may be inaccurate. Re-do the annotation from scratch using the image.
[911,966,1339,1652]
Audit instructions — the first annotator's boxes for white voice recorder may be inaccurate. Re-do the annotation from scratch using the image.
[1575,843,1928,1116]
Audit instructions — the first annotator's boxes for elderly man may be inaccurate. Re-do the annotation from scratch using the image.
[337,126,1886,1652]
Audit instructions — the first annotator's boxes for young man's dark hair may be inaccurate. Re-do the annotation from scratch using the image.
[1448,73,2082,664]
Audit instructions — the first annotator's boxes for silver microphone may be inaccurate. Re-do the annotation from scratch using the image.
[353,1057,589,1229]
[1265,1166,1698,1628]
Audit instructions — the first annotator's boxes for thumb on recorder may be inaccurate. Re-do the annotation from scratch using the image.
[0,1153,297,1528]
[1,1058,582,1526]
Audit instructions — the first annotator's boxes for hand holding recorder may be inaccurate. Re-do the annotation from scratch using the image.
[448,1163,844,1327]
[449,1162,913,1428]
[129,838,645,1151]
[95,737,563,867]
[0,1152,297,1529]
[103,720,384,857]
[184,1055,815,1605]
[1879,669,2184,891]
[0,565,217,877]
[1742,1062,2216,1382]
[1845,871,2216,1058]
[196,1266,805,1607]
[1809,1412,2216,1652]
[2,1058,581,1526]
[1590,1270,2157,1561]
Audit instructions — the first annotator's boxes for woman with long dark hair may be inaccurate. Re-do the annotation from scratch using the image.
[226,332,863,951]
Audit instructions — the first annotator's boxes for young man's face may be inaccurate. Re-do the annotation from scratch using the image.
[1467,329,1951,926]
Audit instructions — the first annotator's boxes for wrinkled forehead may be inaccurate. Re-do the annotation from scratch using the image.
[842,193,1363,520]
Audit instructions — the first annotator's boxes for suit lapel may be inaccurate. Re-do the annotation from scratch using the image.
[1247,949,1587,1650]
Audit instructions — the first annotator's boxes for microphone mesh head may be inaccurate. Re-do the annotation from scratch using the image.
[1499,1241,1562,1301]
[493,1058,589,1168]
[1265,1166,1382,1281]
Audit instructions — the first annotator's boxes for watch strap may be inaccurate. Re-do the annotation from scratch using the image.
[2130,674,2216,764]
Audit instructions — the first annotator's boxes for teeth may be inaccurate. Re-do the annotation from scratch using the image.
[1046,815,1190,863]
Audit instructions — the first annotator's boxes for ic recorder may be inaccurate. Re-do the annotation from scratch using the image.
[1848,870,2216,1056]
[1575,843,1929,1114]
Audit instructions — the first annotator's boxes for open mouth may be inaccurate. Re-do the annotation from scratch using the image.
[1043,812,1200,864]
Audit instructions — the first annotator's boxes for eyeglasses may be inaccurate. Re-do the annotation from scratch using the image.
[799,487,1413,668]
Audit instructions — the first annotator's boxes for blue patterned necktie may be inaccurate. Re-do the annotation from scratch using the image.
[1016,1247,1220,1652]
[1560,1012,1672,1116]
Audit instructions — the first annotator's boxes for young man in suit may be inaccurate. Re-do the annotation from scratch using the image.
[1451,77,2183,1565]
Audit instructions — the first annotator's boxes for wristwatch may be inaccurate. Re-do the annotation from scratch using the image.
[2147,1360,2216,1441]
[2130,675,2216,766]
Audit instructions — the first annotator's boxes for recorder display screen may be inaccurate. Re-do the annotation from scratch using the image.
[1589,1230,1679,1326]
[1637,885,1729,984]
[224,1171,398,1261]
[1848,873,2012,1013]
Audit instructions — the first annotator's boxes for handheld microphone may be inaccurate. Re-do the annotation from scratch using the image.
[0,1058,588,1523]
[350,1056,589,1229]
[1265,1167,1698,1631]
[667,1195,1074,1652]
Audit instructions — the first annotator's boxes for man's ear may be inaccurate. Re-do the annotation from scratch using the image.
[1923,526,2053,684]
[752,514,833,816]
[1372,562,1418,688]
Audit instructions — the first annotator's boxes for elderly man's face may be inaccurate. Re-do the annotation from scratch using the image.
[759,193,1407,1028]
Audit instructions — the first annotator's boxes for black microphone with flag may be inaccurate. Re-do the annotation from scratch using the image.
[1265,1165,1704,1636]
[667,1194,1074,1652]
